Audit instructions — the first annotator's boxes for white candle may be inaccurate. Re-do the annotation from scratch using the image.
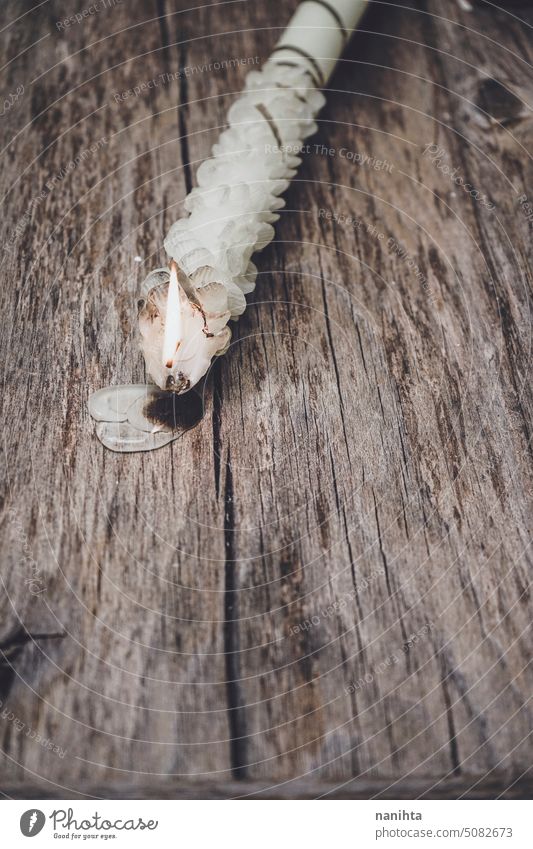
[272,0,368,84]
[92,0,370,450]
[138,0,369,394]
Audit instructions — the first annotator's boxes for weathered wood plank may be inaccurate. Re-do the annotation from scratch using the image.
[3,774,533,800]
[0,0,532,797]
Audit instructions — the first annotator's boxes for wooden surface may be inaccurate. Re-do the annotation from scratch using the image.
[1,0,532,799]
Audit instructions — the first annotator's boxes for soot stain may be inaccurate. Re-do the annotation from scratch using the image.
[144,391,204,432]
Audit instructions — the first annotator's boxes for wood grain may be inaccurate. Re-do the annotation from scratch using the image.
[0,0,532,799]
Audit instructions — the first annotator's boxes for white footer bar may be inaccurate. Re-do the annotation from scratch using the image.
[3,798,531,848]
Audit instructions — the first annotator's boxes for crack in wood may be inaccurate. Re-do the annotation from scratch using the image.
[178,47,193,195]
[0,628,65,702]
[223,455,249,780]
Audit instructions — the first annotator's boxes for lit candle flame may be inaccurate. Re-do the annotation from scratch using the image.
[162,261,182,368]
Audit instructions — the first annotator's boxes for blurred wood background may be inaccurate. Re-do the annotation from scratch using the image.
[0,0,532,799]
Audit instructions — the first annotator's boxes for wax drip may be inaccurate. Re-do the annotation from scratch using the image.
[88,384,204,453]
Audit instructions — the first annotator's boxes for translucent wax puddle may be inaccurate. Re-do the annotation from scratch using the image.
[88,384,204,453]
